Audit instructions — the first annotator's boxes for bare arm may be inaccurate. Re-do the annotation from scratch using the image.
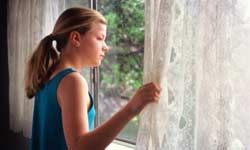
[57,72,161,150]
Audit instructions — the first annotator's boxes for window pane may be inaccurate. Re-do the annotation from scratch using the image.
[98,0,145,143]
[65,0,89,8]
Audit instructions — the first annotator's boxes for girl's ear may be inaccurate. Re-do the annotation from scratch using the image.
[69,31,81,47]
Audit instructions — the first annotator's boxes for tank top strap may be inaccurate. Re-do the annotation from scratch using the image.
[50,68,77,86]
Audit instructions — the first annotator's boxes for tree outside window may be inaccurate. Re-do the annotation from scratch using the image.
[98,0,145,143]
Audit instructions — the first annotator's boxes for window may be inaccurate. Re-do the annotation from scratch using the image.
[96,0,145,144]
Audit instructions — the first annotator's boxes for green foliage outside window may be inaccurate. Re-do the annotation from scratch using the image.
[99,0,144,98]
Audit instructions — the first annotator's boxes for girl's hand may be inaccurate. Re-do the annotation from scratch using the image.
[127,82,161,115]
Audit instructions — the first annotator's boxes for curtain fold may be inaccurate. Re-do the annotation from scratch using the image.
[136,0,174,149]
[136,0,250,149]
[8,0,66,138]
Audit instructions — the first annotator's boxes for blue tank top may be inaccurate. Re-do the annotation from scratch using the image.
[30,68,95,150]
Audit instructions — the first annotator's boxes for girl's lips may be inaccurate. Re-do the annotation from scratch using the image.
[100,55,105,59]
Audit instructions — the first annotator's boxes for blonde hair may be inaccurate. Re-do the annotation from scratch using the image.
[25,7,107,98]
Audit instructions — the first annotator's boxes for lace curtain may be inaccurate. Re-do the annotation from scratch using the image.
[8,0,68,138]
[136,0,250,150]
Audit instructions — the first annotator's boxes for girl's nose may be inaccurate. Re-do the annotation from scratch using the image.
[103,42,109,52]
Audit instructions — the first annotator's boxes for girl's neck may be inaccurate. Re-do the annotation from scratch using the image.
[58,51,83,72]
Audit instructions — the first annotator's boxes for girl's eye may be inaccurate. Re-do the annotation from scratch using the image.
[97,37,103,40]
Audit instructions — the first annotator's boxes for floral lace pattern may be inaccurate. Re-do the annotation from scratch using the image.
[136,0,250,150]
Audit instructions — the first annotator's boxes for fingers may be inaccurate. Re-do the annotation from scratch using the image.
[151,83,161,101]
[144,82,161,91]
[134,82,162,106]
[152,90,161,102]
[143,83,161,103]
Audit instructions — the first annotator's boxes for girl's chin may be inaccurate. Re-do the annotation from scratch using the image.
[91,61,102,67]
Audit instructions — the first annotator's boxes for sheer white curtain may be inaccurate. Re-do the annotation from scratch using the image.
[8,0,66,138]
[136,0,250,150]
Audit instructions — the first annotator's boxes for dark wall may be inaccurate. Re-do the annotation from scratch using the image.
[0,0,10,146]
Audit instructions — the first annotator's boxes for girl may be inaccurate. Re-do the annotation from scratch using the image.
[25,7,161,150]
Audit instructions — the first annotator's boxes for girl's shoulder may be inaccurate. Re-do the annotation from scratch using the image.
[59,71,88,88]
[56,69,89,106]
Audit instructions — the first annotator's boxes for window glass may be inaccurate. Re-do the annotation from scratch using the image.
[98,0,145,143]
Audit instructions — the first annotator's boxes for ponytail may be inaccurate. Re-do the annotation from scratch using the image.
[25,34,59,98]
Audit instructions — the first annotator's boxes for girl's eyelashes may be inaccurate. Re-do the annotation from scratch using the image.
[97,36,106,41]
[97,37,103,40]
[97,36,104,41]
[97,34,106,41]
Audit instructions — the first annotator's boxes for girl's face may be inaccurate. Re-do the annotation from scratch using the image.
[78,22,109,67]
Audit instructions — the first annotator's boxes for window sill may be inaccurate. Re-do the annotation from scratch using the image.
[106,140,135,150]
